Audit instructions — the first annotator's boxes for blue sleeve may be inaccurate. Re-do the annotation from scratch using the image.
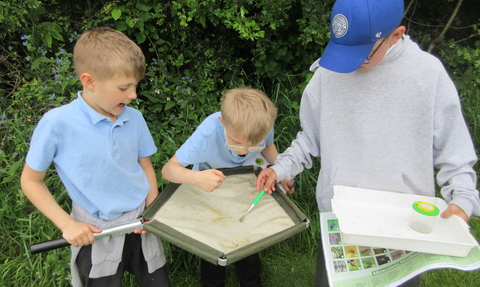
[136,112,157,158]
[266,127,274,146]
[25,115,58,171]
[175,126,212,166]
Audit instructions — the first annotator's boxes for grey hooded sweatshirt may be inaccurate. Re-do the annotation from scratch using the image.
[272,35,480,217]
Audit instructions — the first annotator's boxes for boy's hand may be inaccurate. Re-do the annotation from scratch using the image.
[280,179,295,194]
[440,204,469,223]
[62,221,102,247]
[134,220,149,235]
[256,168,277,194]
[195,169,226,192]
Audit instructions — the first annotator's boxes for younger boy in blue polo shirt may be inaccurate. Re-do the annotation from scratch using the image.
[20,27,172,287]
[162,86,295,287]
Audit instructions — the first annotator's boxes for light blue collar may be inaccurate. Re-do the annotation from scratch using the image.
[76,91,129,125]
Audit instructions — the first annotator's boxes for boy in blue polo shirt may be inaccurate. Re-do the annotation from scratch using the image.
[162,86,295,287]
[20,27,172,287]
[256,0,480,286]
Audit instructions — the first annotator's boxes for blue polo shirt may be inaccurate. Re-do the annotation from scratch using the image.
[175,112,274,171]
[26,92,157,220]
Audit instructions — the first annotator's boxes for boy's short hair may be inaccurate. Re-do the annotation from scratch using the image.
[74,27,145,80]
[221,87,277,145]
[319,0,404,73]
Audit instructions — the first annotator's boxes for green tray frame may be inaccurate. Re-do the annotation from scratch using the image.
[142,165,309,266]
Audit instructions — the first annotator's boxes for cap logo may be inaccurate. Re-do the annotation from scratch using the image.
[332,14,348,38]
[375,32,383,38]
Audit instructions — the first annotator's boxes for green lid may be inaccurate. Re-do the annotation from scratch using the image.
[412,201,440,216]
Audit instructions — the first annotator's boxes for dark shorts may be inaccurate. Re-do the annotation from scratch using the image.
[200,253,262,287]
[76,233,172,287]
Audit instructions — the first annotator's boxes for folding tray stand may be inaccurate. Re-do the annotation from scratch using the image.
[142,166,309,266]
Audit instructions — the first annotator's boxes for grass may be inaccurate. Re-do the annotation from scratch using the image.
[1,81,480,287]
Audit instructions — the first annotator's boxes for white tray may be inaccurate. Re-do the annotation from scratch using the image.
[331,185,478,257]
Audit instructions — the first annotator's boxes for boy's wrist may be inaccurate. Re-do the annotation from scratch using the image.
[54,213,79,232]
[191,170,202,187]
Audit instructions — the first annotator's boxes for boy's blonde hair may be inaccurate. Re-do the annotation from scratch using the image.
[74,27,145,81]
[221,87,277,144]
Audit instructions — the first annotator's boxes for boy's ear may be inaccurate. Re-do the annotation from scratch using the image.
[80,73,95,91]
[388,26,406,46]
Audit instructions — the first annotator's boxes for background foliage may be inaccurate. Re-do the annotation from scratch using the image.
[1,0,479,286]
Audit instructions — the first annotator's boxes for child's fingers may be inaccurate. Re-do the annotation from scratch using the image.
[256,169,277,194]
[90,225,102,234]
[264,177,277,194]
[63,222,97,246]
[256,176,266,191]
[440,204,468,223]
[267,181,276,194]
[133,227,147,234]
[213,169,226,178]
[281,181,295,194]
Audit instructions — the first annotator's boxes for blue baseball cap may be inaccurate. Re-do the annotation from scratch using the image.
[319,0,404,73]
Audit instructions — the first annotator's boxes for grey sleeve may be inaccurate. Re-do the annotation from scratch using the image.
[272,81,322,181]
[433,71,480,217]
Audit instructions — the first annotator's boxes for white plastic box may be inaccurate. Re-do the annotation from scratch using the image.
[331,185,479,257]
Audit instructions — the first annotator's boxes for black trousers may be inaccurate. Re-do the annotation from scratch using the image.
[315,236,420,287]
[76,233,173,287]
[200,253,262,287]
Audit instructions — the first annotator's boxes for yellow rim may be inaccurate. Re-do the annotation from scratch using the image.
[412,201,440,216]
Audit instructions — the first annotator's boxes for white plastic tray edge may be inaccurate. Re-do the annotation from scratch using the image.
[331,185,478,257]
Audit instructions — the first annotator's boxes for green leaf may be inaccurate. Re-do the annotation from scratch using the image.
[61,81,69,91]
[49,29,63,41]
[165,101,175,111]
[39,22,64,41]
[30,57,53,70]
[44,33,52,47]
[292,101,300,110]
[145,94,159,103]
[199,15,206,28]
[126,17,137,28]
[139,12,151,22]
[154,3,163,14]
[112,8,122,20]
[116,21,128,31]
[136,1,153,12]
[51,84,62,94]
[136,33,146,44]
[2,174,17,184]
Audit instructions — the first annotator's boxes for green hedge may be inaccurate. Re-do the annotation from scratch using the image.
[1,0,479,285]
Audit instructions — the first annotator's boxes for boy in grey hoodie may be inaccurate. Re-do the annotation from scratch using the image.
[256,0,480,286]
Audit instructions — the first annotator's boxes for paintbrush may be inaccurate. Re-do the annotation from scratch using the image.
[239,190,266,222]
[290,174,300,189]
